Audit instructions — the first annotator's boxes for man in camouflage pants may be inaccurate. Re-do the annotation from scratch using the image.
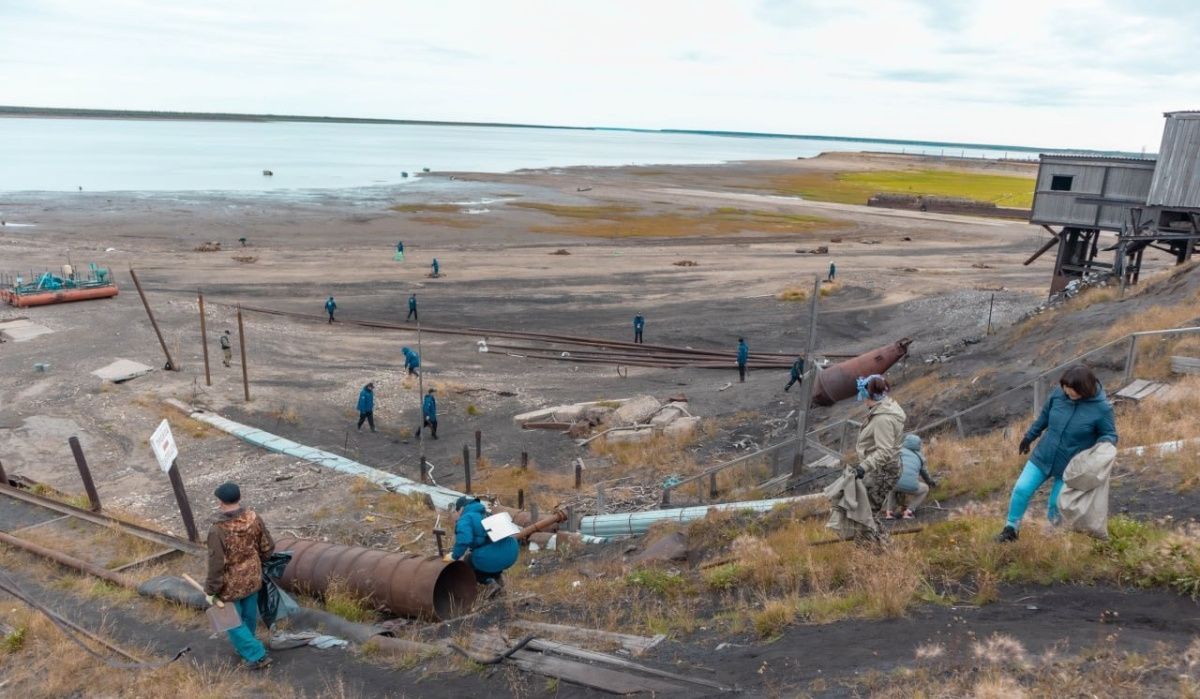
[852,375,907,538]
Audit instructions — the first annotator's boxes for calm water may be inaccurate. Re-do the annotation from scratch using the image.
[0,117,1040,192]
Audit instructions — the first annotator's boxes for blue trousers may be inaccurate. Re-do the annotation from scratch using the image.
[226,590,267,663]
[1005,461,1064,530]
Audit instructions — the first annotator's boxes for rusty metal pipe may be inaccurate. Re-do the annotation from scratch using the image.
[0,530,136,588]
[275,537,478,621]
[812,338,912,406]
[516,511,567,542]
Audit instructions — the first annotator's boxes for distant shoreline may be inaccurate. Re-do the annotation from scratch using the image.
[0,105,1147,159]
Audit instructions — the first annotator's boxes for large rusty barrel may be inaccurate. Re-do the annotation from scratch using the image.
[275,538,478,620]
[812,338,912,406]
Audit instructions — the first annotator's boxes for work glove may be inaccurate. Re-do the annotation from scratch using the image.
[1018,437,1032,455]
[442,553,454,562]
[854,465,865,480]
[205,594,218,606]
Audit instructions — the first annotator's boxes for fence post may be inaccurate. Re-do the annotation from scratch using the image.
[595,484,606,515]
[0,459,7,487]
[198,291,211,387]
[574,459,582,490]
[517,489,524,510]
[1032,376,1045,416]
[520,451,528,470]
[660,486,671,508]
[462,445,472,493]
[68,437,101,512]
[475,430,482,461]
[1123,334,1139,385]
[709,472,718,500]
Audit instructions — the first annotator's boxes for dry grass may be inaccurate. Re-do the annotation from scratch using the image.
[390,203,462,213]
[924,428,1015,500]
[322,578,379,624]
[515,202,840,239]
[767,169,1035,207]
[1097,294,1200,344]
[408,214,483,229]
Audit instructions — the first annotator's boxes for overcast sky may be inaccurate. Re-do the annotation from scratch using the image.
[1,0,1195,151]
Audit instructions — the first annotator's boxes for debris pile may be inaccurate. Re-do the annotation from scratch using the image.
[513,395,700,443]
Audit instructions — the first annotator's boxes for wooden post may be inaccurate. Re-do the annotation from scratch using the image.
[530,500,539,523]
[986,293,995,336]
[517,488,525,510]
[237,305,250,402]
[129,268,177,371]
[565,506,576,532]
[167,461,200,543]
[660,487,671,508]
[955,416,966,439]
[1032,376,1045,416]
[709,471,718,500]
[793,275,822,477]
[791,452,802,478]
[462,445,472,493]
[68,436,101,512]
[416,319,425,473]
[520,451,528,470]
[0,459,7,487]
[574,460,582,490]
[475,430,482,461]
[1123,335,1139,384]
[419,456,428,484]
[198,291,211,387]
[595,484,606,515]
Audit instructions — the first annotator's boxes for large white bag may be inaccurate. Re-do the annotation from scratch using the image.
[1057,442,1116,540]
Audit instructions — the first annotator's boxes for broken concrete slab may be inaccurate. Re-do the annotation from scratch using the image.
[0,318,53,342]
[664,416,701,438]
[91,359,155,383]
[605,427,655,444]
[514,399,630,426]
[649,404,687,427]
[610,395,660,427]
[631,531,688,564]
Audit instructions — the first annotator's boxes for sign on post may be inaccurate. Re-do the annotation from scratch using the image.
[150,419,178,473]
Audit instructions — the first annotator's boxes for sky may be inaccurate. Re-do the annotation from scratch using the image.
[1,0,1196,151]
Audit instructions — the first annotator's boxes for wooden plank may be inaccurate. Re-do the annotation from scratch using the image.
[8,515,70,535]
[527,639,731,692]
[1171,356,1200,375]
[467,634,685,695]
[509,620,665,657]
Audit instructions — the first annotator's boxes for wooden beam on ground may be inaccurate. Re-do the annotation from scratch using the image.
[526,638,732,692]
[508,620,665,657]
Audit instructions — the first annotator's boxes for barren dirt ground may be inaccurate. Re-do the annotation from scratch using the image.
[1,153,1193,696]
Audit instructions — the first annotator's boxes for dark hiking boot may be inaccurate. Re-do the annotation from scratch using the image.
[995,525,1019,543]
[244,655,273,671]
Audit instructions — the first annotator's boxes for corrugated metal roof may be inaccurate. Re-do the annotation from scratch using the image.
[1163,111,1200,118]
[1039,153,1156,165]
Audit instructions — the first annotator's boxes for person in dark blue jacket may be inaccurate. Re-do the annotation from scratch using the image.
[736,338,749,382]
[997,365,1117,542]
[407,294,418,322]
[784,356,805,391]
[416,388,438,439]
[402,347,420,376]
[356,383,375,432]
[325,296,337,324]
[431,258,440,278]
[633,313,645,344]
[446,497,519,589]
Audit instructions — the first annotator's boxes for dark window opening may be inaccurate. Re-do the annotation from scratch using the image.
[1050,175,1074,191]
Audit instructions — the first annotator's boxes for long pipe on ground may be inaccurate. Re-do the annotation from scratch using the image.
[577,492,828,539]
[0,530,136,589]
[275,537,479,621]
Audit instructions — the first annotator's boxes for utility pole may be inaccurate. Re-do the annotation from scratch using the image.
[416,318,426,482]
[198,291,211,386]
[129,268,177,371]
[793,275,822,478]
[237,305,250,402]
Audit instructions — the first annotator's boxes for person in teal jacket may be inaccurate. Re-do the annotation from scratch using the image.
[997,365,1117,542]
[736,338,749,382]
[325,296,337,324]
[886,434,936,519]
[356,383,375,432]
[633,314,645,344]
[407,294,418,322]
[784,356,805,391]
[447,497,519,589]
[416,388,437,439]
[402,347,420,376]
[431,258,440,277]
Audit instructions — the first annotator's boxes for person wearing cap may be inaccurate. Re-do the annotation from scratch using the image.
[219,330,233,368]
[204,482,275,670]
[633,313,645,344]
[416,388,438,439]
[356,383,376,432]
[445,496,519,593]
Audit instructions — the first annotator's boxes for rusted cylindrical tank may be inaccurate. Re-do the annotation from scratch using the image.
[7,285,119,307]
[812,338,911,406]
[275,537,478,621]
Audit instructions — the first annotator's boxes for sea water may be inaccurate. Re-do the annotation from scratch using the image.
[0,117,1043,193]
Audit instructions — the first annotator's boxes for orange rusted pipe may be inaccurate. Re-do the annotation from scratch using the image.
[812,338,912,406]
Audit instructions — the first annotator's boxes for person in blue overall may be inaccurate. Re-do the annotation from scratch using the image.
[416,388,438,439]
[431,258,440,278]
[446,497,519,593]
[996,365,1117,542]
[407,294,418,322]
[828,262,837,282]
[402,347,420,376]
[356,383,375,432]
[736,338,749,382]
[784,356,805,391]
[633,313,645,344]
[325,296,337,324]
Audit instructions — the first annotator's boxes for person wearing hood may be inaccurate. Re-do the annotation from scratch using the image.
[885,433,937,519]
[407,293,418,322]
[633,313,645,344]
[997,364,1117,542]
[204,482,275,670]
[325,296,337,324]
[356,383,376,432]
[402,346,420,376]
[416,388,438,439]
[446,496,519,592]
[784,356,805,392]
[219,329,233,368]
[431,258,440,277]
[852,374,907,517]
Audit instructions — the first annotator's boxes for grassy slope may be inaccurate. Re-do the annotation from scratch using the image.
[772,169,1036,208]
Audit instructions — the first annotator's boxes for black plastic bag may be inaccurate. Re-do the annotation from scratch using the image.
[258,551,298,628]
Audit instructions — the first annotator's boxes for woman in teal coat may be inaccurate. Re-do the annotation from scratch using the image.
[997,365,1117,542]
[447,497,519,588]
